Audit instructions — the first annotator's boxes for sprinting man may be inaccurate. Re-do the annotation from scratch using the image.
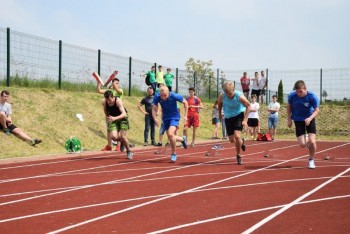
[103,90,133,159]
[152,86,188,162]
[287,80,320,169]
[97,77,124,152]
[0,90,42,146]
[183,87,204,147]
[218,82,251,165]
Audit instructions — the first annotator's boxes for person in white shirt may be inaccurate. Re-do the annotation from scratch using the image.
[251,71,261,101]
[259,70,267,104]
[247,94,260,140]
[268,95,281,140]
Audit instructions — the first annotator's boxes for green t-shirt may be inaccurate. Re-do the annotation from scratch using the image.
[109,89,124,99]
[146,71,156,83]
[156,71,164,84]
[164,73,174,86]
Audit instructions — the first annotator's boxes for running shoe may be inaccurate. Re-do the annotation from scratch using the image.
[308,159,316,169]
[126,151,133,160]
[170,154,177,162]
[101,145,112,151]
[144,142,148,146]
[3,128,11,135]
[241,138,246,151]
[30,138,42,146]
[236,155,243,165]
[182,136,187,149]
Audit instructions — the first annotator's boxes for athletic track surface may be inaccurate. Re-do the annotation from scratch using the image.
[0,140,349,233]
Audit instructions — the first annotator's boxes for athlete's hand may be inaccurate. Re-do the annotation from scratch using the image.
[183,116,188,122]
[154,118,160,127]
[305,118,311,126]
[287,119,292,128]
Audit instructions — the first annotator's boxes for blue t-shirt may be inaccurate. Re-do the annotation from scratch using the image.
[223,90,246,118]
[153,92,183,121]
[288,90,319,121]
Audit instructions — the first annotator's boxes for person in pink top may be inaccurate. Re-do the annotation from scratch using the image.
[183,87,204,147]
[240,72,250,99]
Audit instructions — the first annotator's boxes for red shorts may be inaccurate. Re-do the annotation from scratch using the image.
[185,115,200,128]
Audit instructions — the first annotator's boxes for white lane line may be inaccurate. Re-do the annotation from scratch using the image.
[242,167,350,234]
[1,175,349,224]
[48,143,350,234]
[149,194,350,233]
[0,151,254,207]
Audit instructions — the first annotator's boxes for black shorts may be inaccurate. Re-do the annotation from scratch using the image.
[248,118,259,127]
[224,112,244,136]
[0,123,17,132]
[294,119,316,137]
[251,89,261,97]
[243,89,250,93]
[260,89,266,95]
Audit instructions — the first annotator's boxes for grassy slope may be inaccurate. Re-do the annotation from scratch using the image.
[1,87,349,159]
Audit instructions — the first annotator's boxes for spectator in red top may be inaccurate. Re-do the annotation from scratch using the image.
[183,87,204,147]
[240,72,250,99]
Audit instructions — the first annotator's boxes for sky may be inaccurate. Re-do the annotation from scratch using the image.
[1,0,349,70]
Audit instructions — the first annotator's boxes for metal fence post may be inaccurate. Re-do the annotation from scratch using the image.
[6,27,10,87]
[209,75,211,101]
[58,40,62,89]
[129,57,132,96]
[193,72,196,90]
[266,68,269,104]
[217,68,219,99]
[320,68,323,103]
[176,68,179,93]
[98,50,101,75]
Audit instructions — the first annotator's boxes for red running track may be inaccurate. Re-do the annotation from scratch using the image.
[0,140,349,233]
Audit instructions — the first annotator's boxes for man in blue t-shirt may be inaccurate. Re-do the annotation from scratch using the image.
[287,80,320,169]
[152,86,188,162]
[218,82,251,165]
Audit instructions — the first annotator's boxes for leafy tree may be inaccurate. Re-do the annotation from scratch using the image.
[278,79,284,104]
[184,58,215,96]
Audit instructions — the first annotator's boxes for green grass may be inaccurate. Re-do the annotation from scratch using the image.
[1,85,349,159]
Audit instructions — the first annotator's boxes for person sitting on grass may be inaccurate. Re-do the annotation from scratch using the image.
[0,90,42,146]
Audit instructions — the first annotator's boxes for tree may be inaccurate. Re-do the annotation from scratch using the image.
[278,79,284,104]
[184,58,215,97]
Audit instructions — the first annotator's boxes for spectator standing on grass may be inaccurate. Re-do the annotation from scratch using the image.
[156,65,165,88]
[97,77,124,152]
[145,66,157,93]
[251,71,261,102]
[248,94,260,141]
[137,87,156,146]
[240,72,250,100]
[103,90,133,160]
[0,90,42,146]
[183,87,204,147]
[287,80,320,169]
[152,86,188,162]
[259,70,267,104]
[211,100,221,139]
[218,82,251,165]
[164,68,175,92]
[268,95,280,141]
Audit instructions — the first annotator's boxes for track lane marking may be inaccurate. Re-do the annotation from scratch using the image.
[48,143,350,233]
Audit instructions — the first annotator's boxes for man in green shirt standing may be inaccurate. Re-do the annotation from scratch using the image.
[156,65,165,88]
[146,66,157,93]
[164,68,175,92]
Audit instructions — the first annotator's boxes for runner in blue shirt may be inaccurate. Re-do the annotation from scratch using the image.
[218,82,251,165]
[287,80,320,169]
[152,86,188,162]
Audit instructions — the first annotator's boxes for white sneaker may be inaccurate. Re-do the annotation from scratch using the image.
[308,159,316,169]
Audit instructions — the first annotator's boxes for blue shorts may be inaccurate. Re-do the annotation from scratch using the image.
[163,118,180,131]
[268,116,279,129]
